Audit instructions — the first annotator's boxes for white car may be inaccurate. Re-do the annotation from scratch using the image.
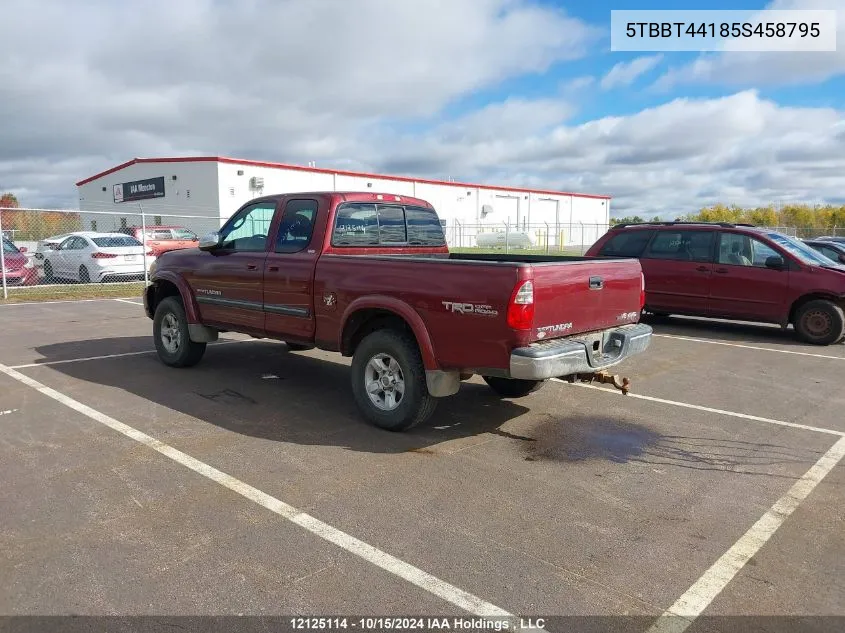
[42,232,156,283]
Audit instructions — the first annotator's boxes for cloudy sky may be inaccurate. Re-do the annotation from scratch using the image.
[1,0,843,216]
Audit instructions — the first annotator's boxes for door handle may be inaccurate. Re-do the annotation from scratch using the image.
[247,264,257,270]
[714,268,729,274]
[696,266,710,272]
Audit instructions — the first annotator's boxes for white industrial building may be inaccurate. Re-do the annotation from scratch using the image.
[76,157,611,247]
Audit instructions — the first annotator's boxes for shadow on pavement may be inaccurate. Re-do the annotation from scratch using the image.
[33,336,537,455]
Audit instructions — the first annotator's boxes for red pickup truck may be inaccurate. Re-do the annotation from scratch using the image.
[143,192,652,431]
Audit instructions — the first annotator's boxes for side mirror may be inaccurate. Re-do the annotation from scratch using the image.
[765,255,785,270]
[838,254,845,265]
[198,231,222,251]
[18,247,27,253]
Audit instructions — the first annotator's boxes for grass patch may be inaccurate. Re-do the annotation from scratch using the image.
[0,282,147,304]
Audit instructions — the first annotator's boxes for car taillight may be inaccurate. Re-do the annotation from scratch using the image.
[507,280,535,330]
[146,250,155,256]
[91,252,118,259]
[640,272,645,309]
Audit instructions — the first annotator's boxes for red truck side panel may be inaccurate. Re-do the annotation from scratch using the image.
[313,255,527,372]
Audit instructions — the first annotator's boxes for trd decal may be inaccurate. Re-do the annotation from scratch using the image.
[442,301,498,316]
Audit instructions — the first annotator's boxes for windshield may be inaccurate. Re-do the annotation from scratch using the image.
[2,238,20,254]
[92,236,142,248]
[766,232,840,266]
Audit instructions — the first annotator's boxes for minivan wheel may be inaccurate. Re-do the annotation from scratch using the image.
[350,329,437,432]
[483,376,546,398]
[794,299,845,346]
[153,296,207,367]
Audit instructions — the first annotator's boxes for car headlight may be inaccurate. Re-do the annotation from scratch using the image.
[24,258,35,269]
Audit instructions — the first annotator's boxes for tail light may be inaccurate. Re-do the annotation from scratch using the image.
[640,272,646,309]
[507,280,535,330]
[91,252,118,259]
[146,250,155,256]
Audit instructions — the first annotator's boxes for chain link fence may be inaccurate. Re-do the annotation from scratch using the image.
[1,206,221,303]
[446,221,611,255]
[4,206,845,303]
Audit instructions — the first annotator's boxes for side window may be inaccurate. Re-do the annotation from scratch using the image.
[66,237,86,250]
[276,199,318,253]
[219,201,277,251]
[406,206,446,245]
[718,233,779,267]
[643,230,714,262]
[152,229,174,240]
[376,205,406,243]
[332,204,379,246]
[597,230,655,257]
[172,228,197,240]
[817,246,838,261]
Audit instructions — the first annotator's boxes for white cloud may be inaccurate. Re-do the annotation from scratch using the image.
[600,55,664,90]
[653,0,845,90]
[360,90,845,216]
[1,1,843,221]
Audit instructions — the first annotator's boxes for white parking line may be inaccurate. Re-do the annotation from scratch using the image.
[8,338,261,369]
[654,333,845,361]
[553,380,845,437]
[0,297,141,307]
[113,298,143,306]
[645,434,845,633]
[0,361,519,622]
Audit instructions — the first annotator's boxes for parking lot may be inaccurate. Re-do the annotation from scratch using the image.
[1,298,843,632]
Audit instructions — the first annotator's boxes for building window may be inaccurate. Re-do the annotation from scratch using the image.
[154,216,162,225]
[90,220,97,231]
[120,217,127,229]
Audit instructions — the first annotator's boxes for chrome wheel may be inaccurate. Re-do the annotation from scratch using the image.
[160,312,181,354]
[364,353,405,411]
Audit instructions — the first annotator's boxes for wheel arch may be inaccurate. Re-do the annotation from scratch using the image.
[144,272,200,323]
[788,292,845,324]
[339,296,439,371]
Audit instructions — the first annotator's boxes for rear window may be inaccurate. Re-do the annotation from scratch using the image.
[332,203,446,247]
[598,230,655,257]
[92,236,142,248]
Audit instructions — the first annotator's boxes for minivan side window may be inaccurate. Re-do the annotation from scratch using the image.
[718,233,780,267]
[597,230,655,257]
[643,230,714,262]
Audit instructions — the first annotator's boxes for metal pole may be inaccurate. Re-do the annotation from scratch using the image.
[505,221,510,254]
[545,222,550,254]
[140,203,149,286]
[0,209,7,300]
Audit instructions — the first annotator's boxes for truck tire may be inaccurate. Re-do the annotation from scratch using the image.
[350,329,437,432]
[482,376,546,398]
[153,296,207,367]
[794,299,845,346]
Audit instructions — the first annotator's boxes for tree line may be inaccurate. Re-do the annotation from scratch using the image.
[1,192,82,241]
[611,203,845,230]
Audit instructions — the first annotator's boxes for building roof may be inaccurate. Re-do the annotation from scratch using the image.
[75,156,611,200]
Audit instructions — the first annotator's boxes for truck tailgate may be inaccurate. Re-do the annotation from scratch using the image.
[530,259,643,340]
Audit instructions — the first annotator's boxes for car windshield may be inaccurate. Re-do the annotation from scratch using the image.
[767,232,839,266]
[92,236,142,248]
[2,238,20,254]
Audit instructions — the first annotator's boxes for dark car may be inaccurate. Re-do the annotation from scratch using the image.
[585,221,845,345]
[804,239,845,265]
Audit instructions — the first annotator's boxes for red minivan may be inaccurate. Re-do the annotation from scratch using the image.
[586,222,845,345]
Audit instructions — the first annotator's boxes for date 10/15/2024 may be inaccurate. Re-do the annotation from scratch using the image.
[290,617,547,631]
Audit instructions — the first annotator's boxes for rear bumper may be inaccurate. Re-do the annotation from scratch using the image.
[509,323,653,380]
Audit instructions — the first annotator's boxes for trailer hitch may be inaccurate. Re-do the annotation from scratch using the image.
[562,370,631,395]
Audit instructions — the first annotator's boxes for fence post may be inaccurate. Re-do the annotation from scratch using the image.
[579,222,584,254]
[504,221,510,254]
[0,209,7,300]
[140,203,149,286]
[544,222,550,254]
